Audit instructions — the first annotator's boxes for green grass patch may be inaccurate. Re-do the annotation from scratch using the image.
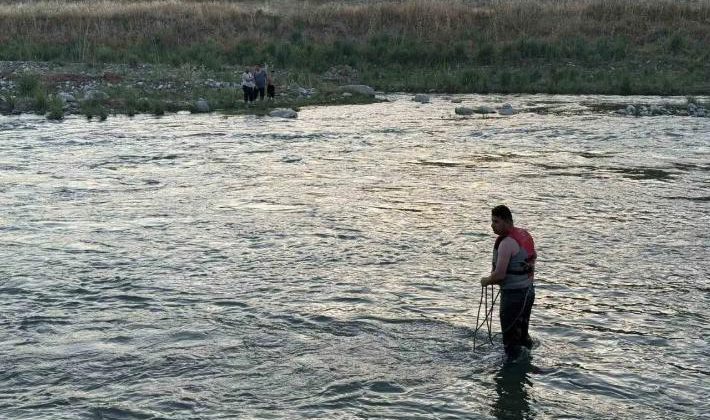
[17,72,42,96]
[33,88,48,114]
[2,30,708,95]
[46,95,64,120]
[80,98,108,121]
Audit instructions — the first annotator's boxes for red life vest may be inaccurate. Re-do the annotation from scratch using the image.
[494,227,537,278]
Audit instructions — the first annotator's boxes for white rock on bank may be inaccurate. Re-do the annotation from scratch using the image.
[269,108,298,119]
[194,99,210,113]
[413,94,431,103]
[649,105,664,115]
[498,103,515,115]
[338,85,375,96]
[57,92,76,103]
[455,107,475,115]
[84,90,108,101]
[474,106,496,114]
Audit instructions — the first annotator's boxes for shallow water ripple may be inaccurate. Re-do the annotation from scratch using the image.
[1,95,709,419]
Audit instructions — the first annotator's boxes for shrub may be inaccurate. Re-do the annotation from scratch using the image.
[476,43,495,65]
[668,33,687,54]
[595,37,628,61]
[136,97,152,113]
[80,99,107,121]
[33,89,48,114]
[618,74,633,95]
[151,100,165,116]
[95,45,116,63]
[46,95,64,120]
[17,72,41,96]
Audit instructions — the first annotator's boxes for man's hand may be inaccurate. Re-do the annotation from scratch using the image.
[480,276,490,287]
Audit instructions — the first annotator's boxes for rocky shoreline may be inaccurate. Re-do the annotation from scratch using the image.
[0,61,380,119]
[0,60,707,120]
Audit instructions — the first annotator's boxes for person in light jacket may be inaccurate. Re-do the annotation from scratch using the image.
[241,67,255,104]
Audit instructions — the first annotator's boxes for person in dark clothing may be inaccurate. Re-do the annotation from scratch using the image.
[253,65,267,101]
[480,205,537,360]
[266,71,275,100]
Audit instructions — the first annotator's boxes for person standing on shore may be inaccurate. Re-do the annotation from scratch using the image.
[241,67,255,104]
[253,64,267,101]
[480,205,537,361]
[266,70,275,100]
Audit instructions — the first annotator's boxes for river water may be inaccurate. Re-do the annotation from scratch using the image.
[1,94,708,419]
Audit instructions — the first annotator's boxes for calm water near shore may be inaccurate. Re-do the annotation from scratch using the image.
[1,94,708,419]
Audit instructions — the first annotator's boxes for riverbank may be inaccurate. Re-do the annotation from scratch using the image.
[1,0,708,99]
[1,60,708,121]
[0,60,382,119]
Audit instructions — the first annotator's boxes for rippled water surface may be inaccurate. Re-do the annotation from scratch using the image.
[1,94,709,419]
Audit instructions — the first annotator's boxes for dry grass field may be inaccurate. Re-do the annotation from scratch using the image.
[1,0,709,94]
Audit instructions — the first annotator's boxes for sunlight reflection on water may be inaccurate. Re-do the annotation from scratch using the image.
[1,94,709,419]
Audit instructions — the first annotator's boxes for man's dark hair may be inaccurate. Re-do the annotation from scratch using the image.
[492,205,513,223]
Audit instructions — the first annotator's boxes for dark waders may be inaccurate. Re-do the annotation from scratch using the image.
[500,285,535,360]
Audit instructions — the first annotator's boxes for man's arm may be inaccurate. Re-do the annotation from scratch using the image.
[480,238,516,286]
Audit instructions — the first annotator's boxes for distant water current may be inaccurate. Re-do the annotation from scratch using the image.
[1,94,708,419]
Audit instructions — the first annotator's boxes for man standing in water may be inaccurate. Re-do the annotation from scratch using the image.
[480,205,536,360]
